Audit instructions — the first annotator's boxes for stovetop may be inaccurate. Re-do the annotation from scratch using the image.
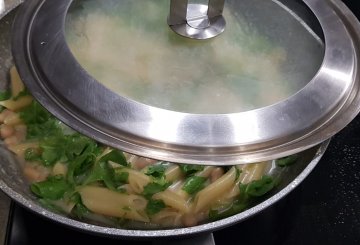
[1,1,360,244]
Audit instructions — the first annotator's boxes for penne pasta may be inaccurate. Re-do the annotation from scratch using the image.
[153,189,189,213]
[165,165,183,182]
[193,167,237,212]
[78,186,149,222]
[10,66,25,97]
[122,168,151,194]
[0,95,33,111]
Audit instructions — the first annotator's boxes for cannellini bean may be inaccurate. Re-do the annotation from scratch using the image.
[4,135,21,146]
[0,124,15,138]
[23,165,49,182]
[14,124,27,141]
[0,109,14,123]
[4,113,22,125]
[210,167,225,183]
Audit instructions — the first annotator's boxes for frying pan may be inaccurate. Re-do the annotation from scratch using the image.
[0,0,357,244]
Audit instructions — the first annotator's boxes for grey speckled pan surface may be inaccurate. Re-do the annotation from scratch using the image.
[0,0,330,240]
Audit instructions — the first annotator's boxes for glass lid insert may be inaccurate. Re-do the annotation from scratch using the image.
[65,0,324,114]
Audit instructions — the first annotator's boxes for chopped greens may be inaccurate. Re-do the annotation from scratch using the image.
[182,176,207,195]
[70,192,90,219]
[244,176,275,197]
[99,150,128,167]
[146,199,166,215]
[142,182,171,199]
[0,90,11,101]
[145,163,166,179]
[114,170,129,185]
[31,175,71,200]
[84,161,116,190]
[179,164,204,176]
[276,154,299,167]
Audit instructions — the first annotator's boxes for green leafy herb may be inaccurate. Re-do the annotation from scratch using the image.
[114,170,129,184]
[179,164,204,176]
[146,199,166,215]
[145,163,166,179]
[31,175,70,200]
[19,101,52,125]
[70,192,90,219]
[99,150,128,167]
[275,154,299,167]
[142,182,171,199]
[182,176,207,195]
[245,175,274,197]
[67,144,98,185]
[84,161,115,190]
[0,90,11,101]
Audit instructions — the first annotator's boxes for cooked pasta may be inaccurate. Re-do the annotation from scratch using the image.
[0,67,300,228]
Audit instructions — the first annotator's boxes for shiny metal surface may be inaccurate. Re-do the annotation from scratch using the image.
[168,0,225,39]
[0,0,22,19]
[10,0,360,166]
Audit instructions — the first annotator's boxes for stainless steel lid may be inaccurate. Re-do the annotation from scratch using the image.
[11,0,360,165]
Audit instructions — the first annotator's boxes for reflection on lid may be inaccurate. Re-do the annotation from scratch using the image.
[65,0,324,114]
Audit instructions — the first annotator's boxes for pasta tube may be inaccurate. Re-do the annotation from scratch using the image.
[78,186,149,222]
[193,167,237,212]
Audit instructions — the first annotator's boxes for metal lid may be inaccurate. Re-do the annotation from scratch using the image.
[11,0,360,165]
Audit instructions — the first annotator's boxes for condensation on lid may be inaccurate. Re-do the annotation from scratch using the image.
[65,0,324,114]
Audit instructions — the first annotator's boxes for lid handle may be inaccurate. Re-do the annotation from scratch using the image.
[168,0,226,39]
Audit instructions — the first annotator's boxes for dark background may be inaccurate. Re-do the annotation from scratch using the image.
[5,1,360,245]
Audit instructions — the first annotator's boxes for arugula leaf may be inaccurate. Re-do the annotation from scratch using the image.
[275,154,299,167]
[27,119,62,140]
[142,182,171,199]
[245,175,274,197]
[19,101,52,125]
[70,192,90,219]
[84,161,115,190]
[146,199,166,215]
[179,164,204,176]
[67,144,97,185]
[182,176,207,195]
[145,163,166,179]
[0,90,11,101]
[99,150,128,166]
[31,175,71,200]
[114,170,129,184]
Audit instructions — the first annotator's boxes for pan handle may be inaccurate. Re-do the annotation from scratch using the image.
[152,233,215,245]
